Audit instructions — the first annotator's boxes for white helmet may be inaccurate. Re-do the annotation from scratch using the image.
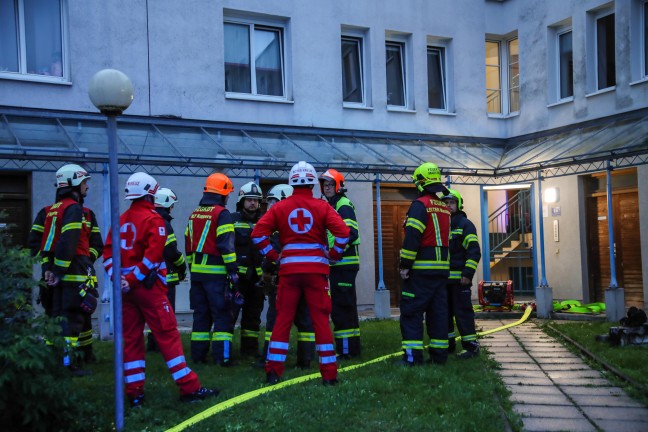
[55,164,91,188]
[289,161,317,186]
[237,181,263,204]
[154,187,178,208]
[124,172,159,200]
[266,184,293,201]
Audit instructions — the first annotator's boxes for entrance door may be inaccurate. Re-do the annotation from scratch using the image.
[0,172,31,247]
[587,190,643,307]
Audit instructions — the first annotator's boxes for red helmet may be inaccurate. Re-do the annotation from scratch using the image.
[319,168,346,194]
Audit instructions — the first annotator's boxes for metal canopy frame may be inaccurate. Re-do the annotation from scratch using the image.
[1,106,647,185]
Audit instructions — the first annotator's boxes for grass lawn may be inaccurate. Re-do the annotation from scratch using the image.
[76,319,521,431]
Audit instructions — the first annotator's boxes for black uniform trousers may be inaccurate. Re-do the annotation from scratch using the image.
[447,281,478,352]
[231,276,265,355]
[400,271,449,364]
[329,267,361,356]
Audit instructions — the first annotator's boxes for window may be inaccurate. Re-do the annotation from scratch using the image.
[341,36,364,104]
[427,46,446,110]
[385,41,406,107]
[0,0,66,82]
[596,12,616,90]
[485,35,519,115]
[557,30,574,99]
[224,19,286,98]
[644,1,648,77]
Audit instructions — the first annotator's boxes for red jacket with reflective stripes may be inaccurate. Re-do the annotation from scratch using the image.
[251,187,350,276]
[103,199,168,291]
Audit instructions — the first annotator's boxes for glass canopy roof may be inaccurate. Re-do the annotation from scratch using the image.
[1,106,646,182]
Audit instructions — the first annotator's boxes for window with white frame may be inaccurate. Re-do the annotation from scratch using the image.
[557,29,574,99]
[596,12,616,90]
[427,46,446,110]
[385,41,406,107]
[486,36,519,115]
[341,36,364,104]
[224,19,286,98]
[0,0,66,81]
[643,0,648,78]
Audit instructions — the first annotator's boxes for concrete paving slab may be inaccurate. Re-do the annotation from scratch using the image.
[508,385,565,396]
[596,419,648,432]
[521,417,596,432]
[580,406,648,421]
[560,386,626,397]
[491,356,535,364]
[539,363,590,371]
[553,377,613,386]
[532,356,584,363]
[499,369,548,378]
[545,370,603,380]
[499,362,543,371]
[503,376,555,386]
[510,392,573,405]
[513,403,583,418]
[570,394,646,408]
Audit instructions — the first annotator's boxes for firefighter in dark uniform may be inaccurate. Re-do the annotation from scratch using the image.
[147,187,187,352]
[185,173,238,366]
[27,163,103,373]
[259,184,315,369]
[231,181,265,357]
[399,162,451,366]
[319,169,361,358]
[441,188,481,358]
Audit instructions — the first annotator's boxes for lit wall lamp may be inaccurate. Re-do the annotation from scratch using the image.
[543,187,559,203]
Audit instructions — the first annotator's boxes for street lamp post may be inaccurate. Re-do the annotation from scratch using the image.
[88,69,133,432]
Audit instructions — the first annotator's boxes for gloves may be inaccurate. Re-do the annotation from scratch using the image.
[78,283,98,314]
[226,273,244,306]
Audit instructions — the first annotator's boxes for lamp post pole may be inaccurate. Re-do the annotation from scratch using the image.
[89,69,133,432]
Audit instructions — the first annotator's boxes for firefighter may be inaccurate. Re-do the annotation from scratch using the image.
[399,162,451,366]
[441,188,481,358]
[185,173,238,366]
[319,169,361,359]
[259,184,315,369]
[231,181,265,358]
[252,161,350,385]
[146,187,187,352]
[27,163,103,374]
[103,172,217,407]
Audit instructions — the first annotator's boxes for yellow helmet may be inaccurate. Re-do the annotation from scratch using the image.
[412,162,442,193]
[441,188,463,211]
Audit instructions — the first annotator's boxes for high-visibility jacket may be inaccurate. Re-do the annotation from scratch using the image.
[448,211,481,281]
[251,187,350,276]
[232,210,263,280]
[400,194,451,274]
[103,199,168,291]
[155,207,186,284]
[28,197,102,283]
[326,194,360,270]
[185,202,237,276]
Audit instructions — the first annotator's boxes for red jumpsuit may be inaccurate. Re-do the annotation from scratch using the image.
[103,199,201,399]
[251,187,350,381]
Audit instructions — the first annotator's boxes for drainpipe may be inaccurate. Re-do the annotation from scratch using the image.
[605,160,625,322]
[373,173,391,318]
[535,170,553,318]
[99,163,112,340]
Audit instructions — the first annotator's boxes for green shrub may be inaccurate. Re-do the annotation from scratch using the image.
[0,219,84,432]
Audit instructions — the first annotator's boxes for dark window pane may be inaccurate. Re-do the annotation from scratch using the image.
[508,38,519,112]
[0,0,19,73]
[596,13,615,90]
[559,31,573,98]
[386,42,405,106]
[427,47,445,109]
[254,27,283,96]
[24,0,62,76]
[224,23,251,93]
[644,3,648,77]
[485,41,501,113]
[342,37,363,103]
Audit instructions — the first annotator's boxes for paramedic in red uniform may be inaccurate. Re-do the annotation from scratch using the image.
[103,172,217,407]
[251,161,350,385]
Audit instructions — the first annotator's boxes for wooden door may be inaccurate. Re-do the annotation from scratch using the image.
[374,201,410,306]
[587,190,643,307]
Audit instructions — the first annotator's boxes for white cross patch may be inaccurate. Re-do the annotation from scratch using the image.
[288,208,313,234]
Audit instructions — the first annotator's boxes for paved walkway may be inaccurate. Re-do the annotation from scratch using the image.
[478,318,648,432]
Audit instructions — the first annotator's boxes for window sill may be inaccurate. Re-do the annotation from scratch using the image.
[585,86,615,98]
[387,106,416,114]
[427,109,456,116]
[546,97,574,108]
[343,103,373,111]
[225,93,294,104]
[0,73,71,86]
[629,77,648,87]
[487,111,519,119]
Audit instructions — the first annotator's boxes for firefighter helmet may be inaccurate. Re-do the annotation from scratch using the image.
[124,172,159,200]
[319,168,346,194]
[288,161,317,186]
[154,187,178,208]
[412,162,442,193]
[237,181,263,204]
[266,184,293,201]
[55,164,91,188]
[441,188,463,211]
[204,173,234,195]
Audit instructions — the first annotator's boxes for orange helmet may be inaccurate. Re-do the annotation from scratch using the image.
[319,168,346,194]
[204,173,234,195]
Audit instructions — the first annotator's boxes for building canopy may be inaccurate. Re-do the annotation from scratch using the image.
[1,106,647,184]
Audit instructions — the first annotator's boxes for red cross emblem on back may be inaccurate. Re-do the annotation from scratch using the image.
[120,222,137,250]
[288,208,313,234]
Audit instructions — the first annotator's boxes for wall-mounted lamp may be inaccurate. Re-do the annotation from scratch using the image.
[543,187,559,203]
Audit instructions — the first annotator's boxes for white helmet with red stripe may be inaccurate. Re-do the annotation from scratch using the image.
[55,163,91,188]
[124,172,159,200]
[289,161,317,186]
